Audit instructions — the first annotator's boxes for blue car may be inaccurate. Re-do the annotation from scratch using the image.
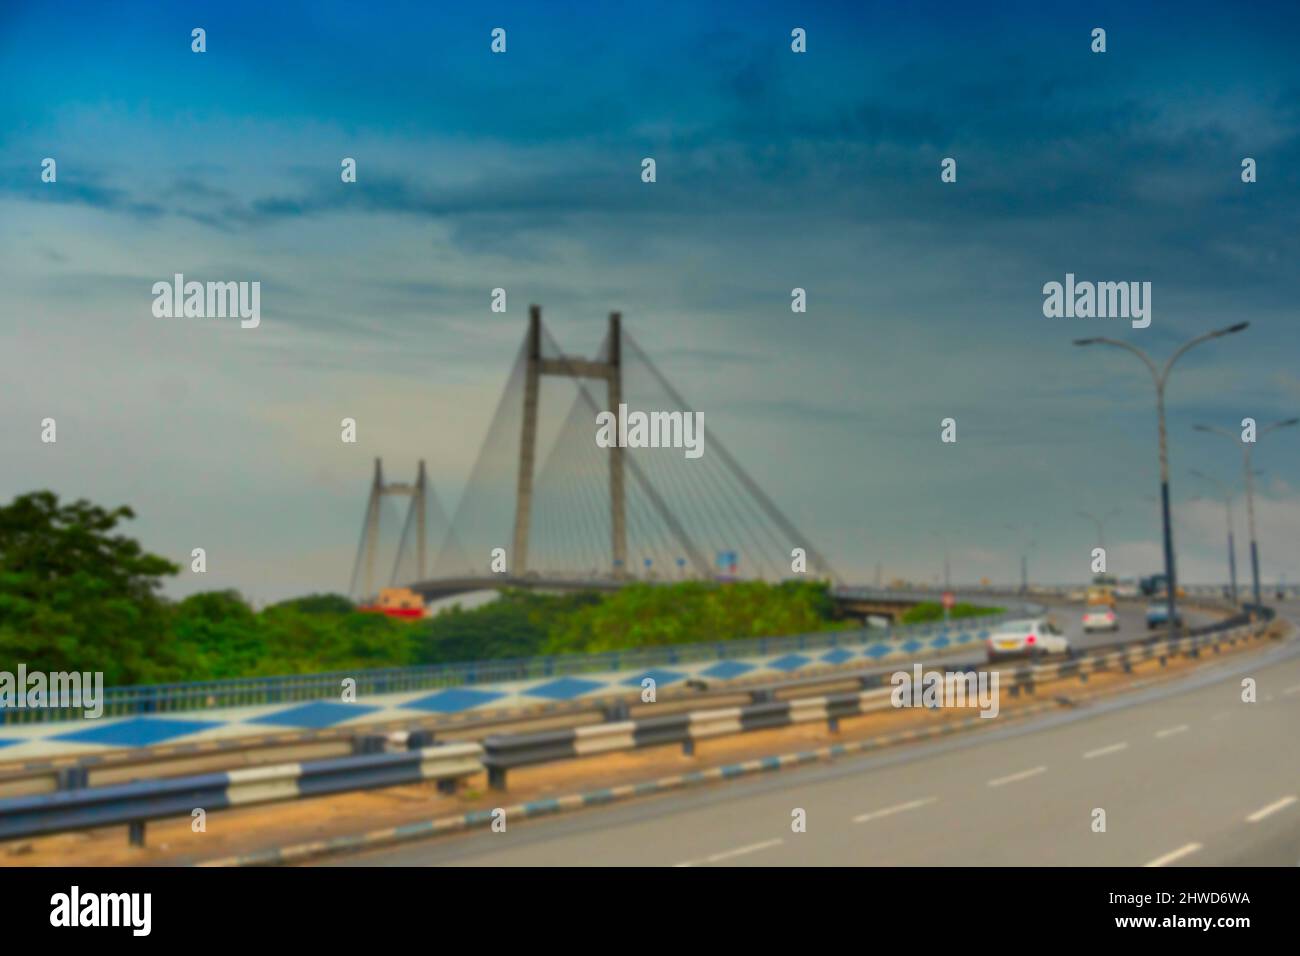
[1145,601,1184,630]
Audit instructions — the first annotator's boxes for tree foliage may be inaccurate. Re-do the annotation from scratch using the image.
[0,491,885,685]
[541,580,852,654]
[898,601,1001,625]
[0,491,180,684]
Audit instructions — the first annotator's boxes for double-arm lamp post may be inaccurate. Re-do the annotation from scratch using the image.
[1074,323,1249,635]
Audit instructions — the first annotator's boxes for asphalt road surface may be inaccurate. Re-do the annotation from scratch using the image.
[326,604,1288,866]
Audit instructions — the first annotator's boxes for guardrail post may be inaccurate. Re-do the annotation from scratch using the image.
[603,701,629,722]
[56,766,89,790]
[487,765,507,790]
[128,820,146,847]
[682,738,696,756]
[436,778,457,795]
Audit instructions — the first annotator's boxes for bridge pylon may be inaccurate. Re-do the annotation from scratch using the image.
[514,306,628,577]
[350,457,430,601]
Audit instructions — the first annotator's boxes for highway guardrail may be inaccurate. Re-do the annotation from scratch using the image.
[0,610,1272,846]
[479,612,1272,788]
[0,742,483,847]
[0,620,1011,797]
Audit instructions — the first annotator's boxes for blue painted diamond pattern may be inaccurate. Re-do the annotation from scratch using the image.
[622,668,686,688]
[248,700,379,729]
[403,688,505,714]
[53,716,222,748]
[524,677,605,701]
[699,660,755,680]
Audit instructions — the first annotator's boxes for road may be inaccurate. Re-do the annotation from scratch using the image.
[1045,598,1209,652]
[325,603,1284,866]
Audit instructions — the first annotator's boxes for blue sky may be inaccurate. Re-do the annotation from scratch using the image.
[3,0,1300,599]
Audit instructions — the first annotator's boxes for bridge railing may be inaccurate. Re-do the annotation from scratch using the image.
[1,607,1019,725]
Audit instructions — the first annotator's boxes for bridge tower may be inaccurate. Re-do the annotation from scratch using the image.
[513,306,627,576]
[355,457,428,600]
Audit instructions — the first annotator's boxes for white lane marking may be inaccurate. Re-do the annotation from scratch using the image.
[1155,724,1189,738]
[1145,843,1202,867]
[987,766,1047,787]
[853,797,938,824]
[1211,711,1232,722]
[1282,683,1300,696]
[1246,796,1297,823]
[1083,742,1128,759]
[673,838,783,867]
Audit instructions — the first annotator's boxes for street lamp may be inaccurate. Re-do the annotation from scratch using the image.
[1193,416,1298,606]
[1074,322,1248,636]
[929,531,952,621]
[1077,509,1120,552]
[1003,523,1036,595]
[929,531,951,591]
[1188,470,1238,603]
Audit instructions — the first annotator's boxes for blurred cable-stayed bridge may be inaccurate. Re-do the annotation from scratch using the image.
[348,307,839,602]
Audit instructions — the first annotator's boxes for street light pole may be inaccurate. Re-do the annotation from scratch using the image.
[1077,509,1119,554]
[929,531,950,590]
[1194,418,1298,606]
[929,531,952,620]
[1074,323,1248,636]
[1189,470,1238,604]
[1003,523,1035,596]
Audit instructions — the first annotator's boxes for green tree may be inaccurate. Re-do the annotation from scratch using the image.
[898,601,1001,625]
[0,491,180,683]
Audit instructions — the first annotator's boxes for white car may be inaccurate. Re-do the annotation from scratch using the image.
[1082,605,1119,632]
[986,617,1071,661]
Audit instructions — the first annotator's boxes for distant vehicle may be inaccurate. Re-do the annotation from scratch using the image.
[986,617,1071,661]
[1082,606,1119,632]
[1140,574,1167,596]
[358,587,427,620]
[1067,588,1087,602]
[1145,601,1184,630]
[1086,584,1117,607]
[1139,574,1185,598]
[1115,578,1140,599]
